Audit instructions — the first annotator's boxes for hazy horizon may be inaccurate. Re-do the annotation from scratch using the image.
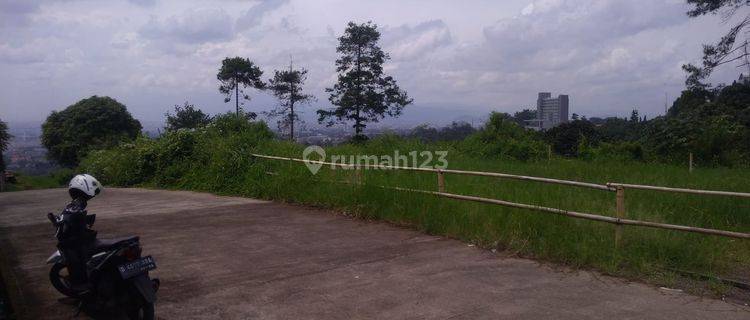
[1,0,746,127]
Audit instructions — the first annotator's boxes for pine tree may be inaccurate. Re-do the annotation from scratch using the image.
[318,21,412,140]
[267,59,314,141]
[217,57,265,117]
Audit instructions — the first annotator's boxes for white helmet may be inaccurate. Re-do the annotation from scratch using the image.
[68,174,102,199]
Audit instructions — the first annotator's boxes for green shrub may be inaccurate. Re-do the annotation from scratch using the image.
[460,112,547,161]
[81,115,274,188]
[51,168,76,186]
[589,142,644,162]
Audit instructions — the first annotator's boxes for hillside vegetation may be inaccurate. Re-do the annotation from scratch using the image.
[80,111,750,293]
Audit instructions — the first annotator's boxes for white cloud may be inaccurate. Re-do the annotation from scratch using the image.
[139,7,235,45]
[236,0,289,31]
[384,20,452,61]
[0,0,740,124]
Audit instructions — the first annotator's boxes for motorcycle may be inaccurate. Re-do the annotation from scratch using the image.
[46,210,159,320]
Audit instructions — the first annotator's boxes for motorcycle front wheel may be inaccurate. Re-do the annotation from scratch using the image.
[49,262,79,298]
[126,298,155,320]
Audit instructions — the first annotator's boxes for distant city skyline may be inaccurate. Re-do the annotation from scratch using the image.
[0,0,745,126]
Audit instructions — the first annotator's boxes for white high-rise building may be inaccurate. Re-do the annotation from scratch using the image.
[526,92,569,130]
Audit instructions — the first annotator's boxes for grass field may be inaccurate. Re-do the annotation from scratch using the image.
[1,173,65,192]
[80,128,750,294]
[247,142,750,283]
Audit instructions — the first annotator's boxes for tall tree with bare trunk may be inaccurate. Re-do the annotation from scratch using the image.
[318,21,412,141]
[267,60,314,141]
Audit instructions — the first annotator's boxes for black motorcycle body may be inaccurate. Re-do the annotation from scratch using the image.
[46,209,159,320]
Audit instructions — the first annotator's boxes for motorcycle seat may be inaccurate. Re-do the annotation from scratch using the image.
[92,236,139,252]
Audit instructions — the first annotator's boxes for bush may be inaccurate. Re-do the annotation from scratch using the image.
[460,112,546,161]
[81,114,274,187]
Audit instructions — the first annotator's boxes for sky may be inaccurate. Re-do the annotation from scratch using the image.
[0,0,746,128]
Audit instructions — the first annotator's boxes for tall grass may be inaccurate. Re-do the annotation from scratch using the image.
[80,123,750,290]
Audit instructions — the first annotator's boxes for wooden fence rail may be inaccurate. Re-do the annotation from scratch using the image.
[607,182,750,198]
[250,153,612,191]
[251,153,750,243]
[387,186,750,239]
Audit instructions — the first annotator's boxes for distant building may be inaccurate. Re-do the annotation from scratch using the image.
[525,92,569,130]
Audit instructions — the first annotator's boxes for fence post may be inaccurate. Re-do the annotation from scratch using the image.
[615,186,625,248]
[689,153,693,173]
[437,170,446,192]
[547,145,552,162]
[354,166,362,185]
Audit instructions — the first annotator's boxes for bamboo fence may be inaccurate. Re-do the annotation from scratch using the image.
[251,153,750,244]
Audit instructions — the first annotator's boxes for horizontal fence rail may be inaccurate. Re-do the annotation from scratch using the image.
[251,153,750,242]
[607,182,750,199]
[250,153,613,191]
[388,187,750,239]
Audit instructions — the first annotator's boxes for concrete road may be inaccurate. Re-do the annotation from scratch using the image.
[0,188,747,319]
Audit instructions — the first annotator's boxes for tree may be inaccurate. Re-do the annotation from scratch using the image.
[0,118,11,173]
[409,121,476,142]
[267,60,314,141]
[462,112,547,161]
[165,102,212,131]
[409,124,439,142]
[512,108,537,126]
[545,120,600,157]
[42,96,142,167]
[439,121,476,140]
[682,0,750,88]
[217,57,265,117]
[642,81,750,166]
[318,21,412,140]
[597,117,641,142]
[629,109,640,123]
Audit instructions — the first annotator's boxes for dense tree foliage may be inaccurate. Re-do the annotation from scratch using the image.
[544,120,600,157]
[683,0,750,88]
[318,21,412,140]
[41,96,142,167]
[643,81,750,166]
[461,112,546,161]
[409,122,476,142]
[267,62,314,141]
[165,102,212,132]
[0,118,10,172]
[597,117,642,142]
[217,57,265,117]
[511,109,536,126]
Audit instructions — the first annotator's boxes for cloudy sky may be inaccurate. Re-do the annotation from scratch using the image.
[0,0,745,128]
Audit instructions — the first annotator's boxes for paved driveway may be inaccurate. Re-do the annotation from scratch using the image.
[0,188,747,319]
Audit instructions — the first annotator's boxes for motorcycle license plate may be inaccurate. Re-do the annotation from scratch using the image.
[118,256,156,279]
